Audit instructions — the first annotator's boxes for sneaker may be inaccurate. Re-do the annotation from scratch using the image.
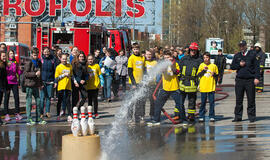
[209,118,215,122]
[199,118,205,123]
[60,110,65,117]
[173,116,180,120]
[147,120,160,126]
[26,119,36,126]
[140,117,145,124]
[40,114,44,119]
[38,120,47,125]
[46,112,51,118]
[15,114,23,121]
[67,116,73,122]
[4,114,11,122]
[57,116,60,121]
[95,114,100,119]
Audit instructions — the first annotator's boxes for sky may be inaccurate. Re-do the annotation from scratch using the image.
[62,0,163,34]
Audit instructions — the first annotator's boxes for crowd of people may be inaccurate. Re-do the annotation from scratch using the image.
[0,39,264,126]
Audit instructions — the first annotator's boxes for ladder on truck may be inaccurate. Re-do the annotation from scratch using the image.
[41,23,50,51]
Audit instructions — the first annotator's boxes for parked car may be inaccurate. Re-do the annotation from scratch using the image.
[265,53,270,69]
[225,54,234,69]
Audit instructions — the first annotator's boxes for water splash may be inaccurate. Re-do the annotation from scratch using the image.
[100,60,172,160]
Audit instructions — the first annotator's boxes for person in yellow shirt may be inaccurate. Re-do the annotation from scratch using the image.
[55,54,73,121]
[197,52,218,122]
[145,50,158,120]
[147,51,182,126]
[127,43,146,123]
[86,55,104,119]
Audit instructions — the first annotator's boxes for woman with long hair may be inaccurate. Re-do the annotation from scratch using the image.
[71,51,88,114]
[0,51,8,125]
[4,49,23,122]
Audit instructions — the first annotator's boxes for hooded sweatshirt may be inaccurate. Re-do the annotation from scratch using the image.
[6,58,22,85]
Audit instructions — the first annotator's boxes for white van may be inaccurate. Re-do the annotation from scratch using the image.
[265,53,270,68]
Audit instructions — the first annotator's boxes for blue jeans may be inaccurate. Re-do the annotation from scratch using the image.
[199,92,215,119]
[26,87,41,121]
[103,75,113,99]
[40,83,53,114]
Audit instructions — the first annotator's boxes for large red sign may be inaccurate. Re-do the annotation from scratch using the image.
[3,0,145,18]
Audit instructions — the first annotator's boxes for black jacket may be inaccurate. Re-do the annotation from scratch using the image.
[179,54,203,86]
[0,62,8,89]
[24,60,42,88]
[231,50,260,79]
[72,61,88,84]
[214,55,226,73]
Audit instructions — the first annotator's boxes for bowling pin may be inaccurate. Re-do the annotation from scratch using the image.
[88,117,95,135]
[71,107,81,137]
[88,106,95,135]
[80,106,88,136]
[88,105,93,118]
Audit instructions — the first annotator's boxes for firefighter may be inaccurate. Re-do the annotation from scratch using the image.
[254,43,266,93]
[231,40,260,123]
[177,42,203,122]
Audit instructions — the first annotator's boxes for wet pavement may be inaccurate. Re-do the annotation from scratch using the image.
[1,72,270,160]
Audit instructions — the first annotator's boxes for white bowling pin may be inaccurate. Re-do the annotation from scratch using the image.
[88,106,93,118]
[80,106,88,136]
[71,107,81,137]
[88,117,95,135]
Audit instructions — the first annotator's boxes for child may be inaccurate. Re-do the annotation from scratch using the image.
[115,49,128,94]
[127,43,146,123]
[55,54,73,121]
[4,49,23,122]
[72,51,88,109]
[24,48,46,125]
[144,50,157,120]
[99,48,116,102]
[147,51,182,126]
[197,52,219,122]
[86,55,104,119]
[0,51,8,125]
[40,47,56,118]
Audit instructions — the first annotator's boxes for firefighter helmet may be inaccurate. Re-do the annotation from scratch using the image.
[189,42,199,50]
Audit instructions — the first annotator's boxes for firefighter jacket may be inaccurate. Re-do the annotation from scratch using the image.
[256,50,266,69]
[179,54,203,92]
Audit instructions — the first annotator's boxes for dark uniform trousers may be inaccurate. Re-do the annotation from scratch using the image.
[235,78,256,121]
[256,71,264,91]
[180,91,197,120]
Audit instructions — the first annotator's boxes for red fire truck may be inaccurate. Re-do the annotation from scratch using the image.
[0,42,30,63]
[107,29,131,54]
[36,21,107,57]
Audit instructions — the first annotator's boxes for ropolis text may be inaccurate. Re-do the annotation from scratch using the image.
[2,0,145,18]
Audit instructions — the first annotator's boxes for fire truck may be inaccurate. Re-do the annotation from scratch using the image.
[107,29,131,54]
[0,42,30,64]
[36,21,107,57]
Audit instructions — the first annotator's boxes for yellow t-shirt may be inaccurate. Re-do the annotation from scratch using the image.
[86,64,101,90]
[145,60,158,85]
[197,63,219,92]
[128,54,145,84]
[55,63,73,91]
[162,63,180,91]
